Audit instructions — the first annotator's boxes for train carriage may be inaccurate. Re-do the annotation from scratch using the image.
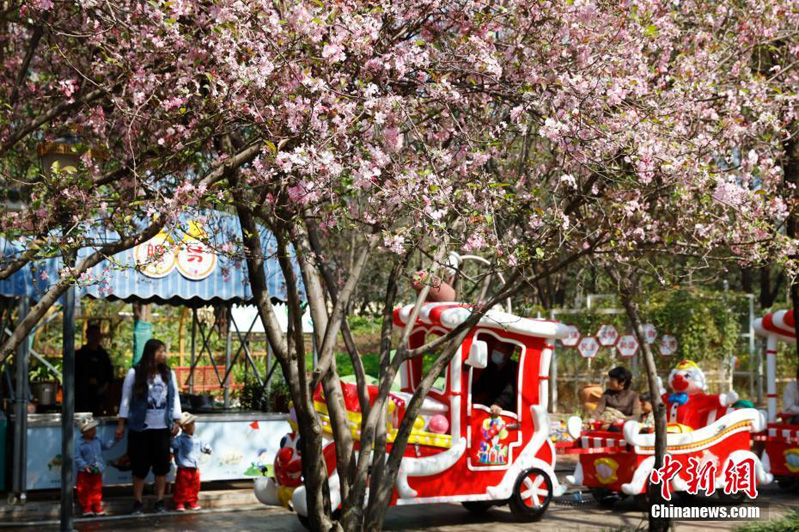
[255,302,569,525]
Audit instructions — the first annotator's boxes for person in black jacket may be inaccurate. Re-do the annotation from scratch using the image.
[472,341,519,415]
[75,324,114,415]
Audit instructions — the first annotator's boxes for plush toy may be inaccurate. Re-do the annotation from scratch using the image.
[661,360,738,430]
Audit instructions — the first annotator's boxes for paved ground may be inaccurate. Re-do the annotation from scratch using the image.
[2,484,797,532]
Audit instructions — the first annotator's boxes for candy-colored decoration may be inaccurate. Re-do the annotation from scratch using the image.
[476,417,510,466]
[428,415,449,434]
[413,416,426,430]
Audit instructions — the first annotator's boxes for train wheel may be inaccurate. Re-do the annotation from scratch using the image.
[461,501,495,514]
[509,468,553,522]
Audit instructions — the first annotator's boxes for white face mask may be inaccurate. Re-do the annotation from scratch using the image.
[491,350,505,366]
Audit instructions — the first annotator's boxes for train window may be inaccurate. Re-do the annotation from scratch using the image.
[470,333,520,414]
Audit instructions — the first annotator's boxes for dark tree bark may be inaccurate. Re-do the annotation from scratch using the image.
[607,266,670,532]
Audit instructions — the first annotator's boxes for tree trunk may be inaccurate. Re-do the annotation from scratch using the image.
[608,266,670,532]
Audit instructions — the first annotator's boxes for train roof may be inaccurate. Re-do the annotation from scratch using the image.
[393,302,569,340]
[754,309,797,344]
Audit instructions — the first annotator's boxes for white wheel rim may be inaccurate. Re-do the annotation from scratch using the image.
[521,473,548,508]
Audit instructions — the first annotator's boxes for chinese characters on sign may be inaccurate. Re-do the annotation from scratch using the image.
[649,455,758,501]
[133,232,176,278]
[642,323,658,344]
[659,334,678,356]
[577,337,600,359]
[176,239,217,280]
[134,222,218,280]
[596,324,619,347]
[562,325,581,347]
[617,334,639,357]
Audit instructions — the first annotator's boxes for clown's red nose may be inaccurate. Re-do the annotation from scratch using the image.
[672,374,688,391]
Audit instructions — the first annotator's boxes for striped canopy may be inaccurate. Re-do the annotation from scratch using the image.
[754,309,797,343]
[0,210,301,306]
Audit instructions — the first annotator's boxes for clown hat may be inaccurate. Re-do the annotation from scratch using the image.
[674,360,699,370]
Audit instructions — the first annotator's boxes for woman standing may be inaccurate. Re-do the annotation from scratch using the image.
[116,339,181,514]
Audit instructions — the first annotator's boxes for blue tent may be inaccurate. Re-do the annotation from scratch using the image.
[0,210,302,306]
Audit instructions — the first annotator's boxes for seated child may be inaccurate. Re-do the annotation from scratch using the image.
[171,412,212,511]
[75,416,118,517]
[639,393,654,432]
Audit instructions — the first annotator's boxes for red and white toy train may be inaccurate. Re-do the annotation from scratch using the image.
[255,302,570,524]
[564,360,771,504]
[754,309,799,488]
[254,302,799,524]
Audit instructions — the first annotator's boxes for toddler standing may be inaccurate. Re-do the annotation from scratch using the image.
[171,412,211,511]
[75,417,117,516]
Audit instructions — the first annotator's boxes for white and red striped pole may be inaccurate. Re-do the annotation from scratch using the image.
[766,334,778,423]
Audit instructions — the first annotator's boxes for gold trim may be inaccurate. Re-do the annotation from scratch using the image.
[637,421,751,452]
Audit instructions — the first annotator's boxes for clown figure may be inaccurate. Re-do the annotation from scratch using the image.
[662,360,738,430]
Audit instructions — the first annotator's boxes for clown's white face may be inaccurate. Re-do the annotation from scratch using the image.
[669,368,705,394]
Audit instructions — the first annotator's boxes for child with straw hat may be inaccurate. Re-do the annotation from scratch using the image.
[171,412,212,511]
[75,416,118,516]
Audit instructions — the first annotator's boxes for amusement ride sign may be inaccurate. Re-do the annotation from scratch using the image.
[134,221,217,280]
[133,231,177,278]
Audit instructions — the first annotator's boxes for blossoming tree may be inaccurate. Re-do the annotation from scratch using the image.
[3,1,798,532]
